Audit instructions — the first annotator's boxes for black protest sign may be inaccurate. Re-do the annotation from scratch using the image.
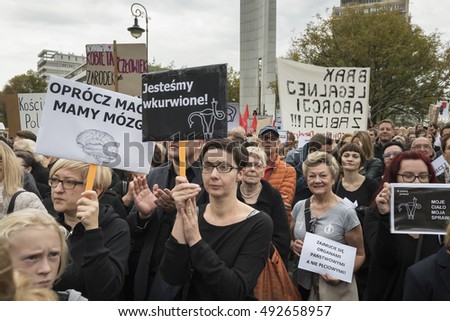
[390,183,450,235]
[142,64,227,141]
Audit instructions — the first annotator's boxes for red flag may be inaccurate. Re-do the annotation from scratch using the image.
[239,112,248,132]
[243,104,249,121]
[251,113,258,134]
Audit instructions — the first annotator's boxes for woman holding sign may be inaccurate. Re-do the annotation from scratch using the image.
[290,151,365,301]
[364,150,443,300]
[159,138,273,300]
[47,159,130,300]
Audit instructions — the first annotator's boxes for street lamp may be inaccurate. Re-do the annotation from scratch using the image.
[127,3,149,64]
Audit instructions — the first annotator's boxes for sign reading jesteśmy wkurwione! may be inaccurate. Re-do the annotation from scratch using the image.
[141,64,227,141]
[390,183,450,235]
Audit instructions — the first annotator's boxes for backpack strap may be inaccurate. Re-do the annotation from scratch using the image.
[304,197,313,233]
[7,190,25,214]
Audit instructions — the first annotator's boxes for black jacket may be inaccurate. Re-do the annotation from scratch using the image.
[53,204,130,300]
[237,179,290,268]
[403,246,450,300]
[126,161,207,300]
[364,206,442,300]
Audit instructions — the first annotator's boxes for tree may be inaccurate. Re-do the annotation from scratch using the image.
[285,8,450,126]
[2,70,47,94]
[227,66,240,103]
[0,70,48,126]
[147,58,175,73]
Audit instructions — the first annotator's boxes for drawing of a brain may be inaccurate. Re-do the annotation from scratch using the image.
[76,129,119,164]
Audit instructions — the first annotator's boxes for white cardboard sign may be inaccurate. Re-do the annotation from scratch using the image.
[35,76,153,173]
[298,232,356,283]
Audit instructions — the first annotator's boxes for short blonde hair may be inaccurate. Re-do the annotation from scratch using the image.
[49,159,112,191]
[0,209,69,281]
[246,146,267,167]
[303,151,340,180]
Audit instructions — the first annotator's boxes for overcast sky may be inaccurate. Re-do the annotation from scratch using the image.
[1,0,449,88]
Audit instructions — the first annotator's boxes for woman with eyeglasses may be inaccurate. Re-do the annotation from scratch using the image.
[237,146,290,268]
[0,141,46,217]
[160,139,273,300]
[291,151,365,301]
[364,150,443,300]
[47,159,130,300]
[381,141,405,173]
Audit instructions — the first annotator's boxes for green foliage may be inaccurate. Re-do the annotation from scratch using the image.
[147,58,175,72]
[227,66,240,103]
[285,9,450,126]
[2,70,47,94]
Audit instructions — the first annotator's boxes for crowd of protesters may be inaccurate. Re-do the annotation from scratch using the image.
[0,122,449,301]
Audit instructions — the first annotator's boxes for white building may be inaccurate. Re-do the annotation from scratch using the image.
[37,49,86,81]
[333,0,410,18]
[240,0,277,117]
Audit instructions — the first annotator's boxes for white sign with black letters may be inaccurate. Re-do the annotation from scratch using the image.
[35,76,154,173]
[298,232,356,283]
[277,58,370,139]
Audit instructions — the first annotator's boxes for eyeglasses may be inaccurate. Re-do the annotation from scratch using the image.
[383,151,402,159]
[397,173,431,183]
[259,134,278,142]
[246,162,264,169]
[49,178,85,190]
[201,163,239,174]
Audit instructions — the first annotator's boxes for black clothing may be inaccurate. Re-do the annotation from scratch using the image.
[362,158,384,182]
[53,204,130,300]
[160,204,273,300]
[334,176,380,299]
[237,180,290,268]
[126,161,207,300]
[403,246,450,300]
[23,171,42,199]
[364,206,443,300]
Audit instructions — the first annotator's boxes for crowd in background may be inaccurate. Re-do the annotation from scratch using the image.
[0,120,449,301]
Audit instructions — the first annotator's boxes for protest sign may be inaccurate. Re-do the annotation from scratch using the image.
[277,58,370,140]
[390,183,450,235]
[17,93,45,135]
[227,103,240,131]
[141,64,227,141]
[86,43,147,97]
[35,76,154,173]
[432,155,448,176]
[298,232,356,283]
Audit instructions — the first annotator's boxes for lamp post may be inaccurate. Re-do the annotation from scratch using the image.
[127,3,149,66]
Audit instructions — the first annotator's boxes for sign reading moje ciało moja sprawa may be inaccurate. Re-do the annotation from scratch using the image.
[390,183,450,235]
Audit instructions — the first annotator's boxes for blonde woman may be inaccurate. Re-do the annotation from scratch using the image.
[0,141,46,216]
[48,159,130,300]
[0,208,85,300]
[291,151,365,300]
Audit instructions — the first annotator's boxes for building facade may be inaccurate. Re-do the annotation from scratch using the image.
[37,49,86,81]
[333,0,410,17]
[240,0,277,117]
